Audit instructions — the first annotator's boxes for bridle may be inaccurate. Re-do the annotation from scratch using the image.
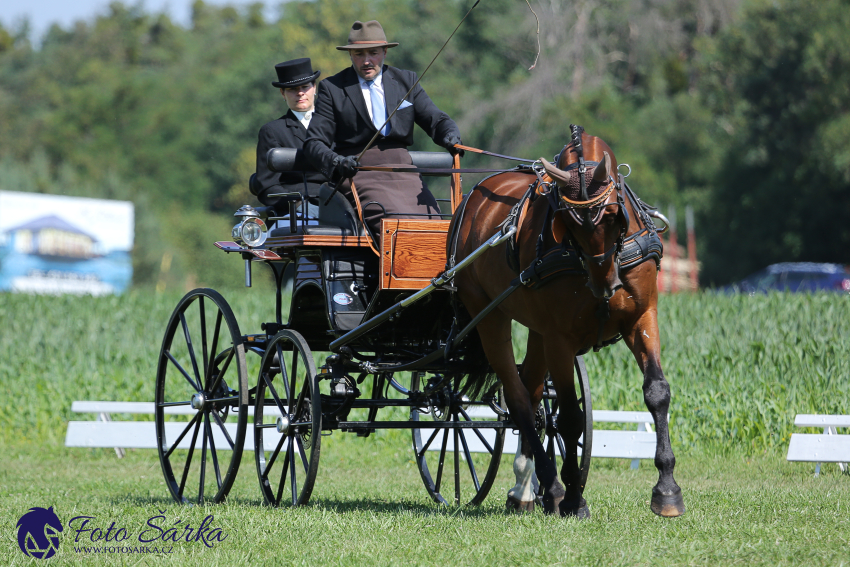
[538,124,630,271]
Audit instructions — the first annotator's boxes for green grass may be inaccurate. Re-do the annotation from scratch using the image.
[1,289,849,564]
[2,444,849,565]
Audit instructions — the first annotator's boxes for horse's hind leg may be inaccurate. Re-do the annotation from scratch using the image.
[506,331,548,513]
[625,309,685,517]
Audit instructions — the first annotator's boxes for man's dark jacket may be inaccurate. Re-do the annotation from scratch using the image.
[304,65,460,176]
[255,110,327,205]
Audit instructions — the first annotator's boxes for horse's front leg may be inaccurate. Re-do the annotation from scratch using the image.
[545,336,590,518]
[506,330,548,513]
[624,308,686,517]
[471,311,565,514]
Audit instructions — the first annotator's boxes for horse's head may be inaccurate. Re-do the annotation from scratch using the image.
[541,131,629,299]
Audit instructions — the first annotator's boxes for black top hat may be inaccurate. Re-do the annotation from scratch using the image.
[272,58,321,88]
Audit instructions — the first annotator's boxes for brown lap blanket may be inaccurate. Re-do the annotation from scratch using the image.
[340,145,442,237]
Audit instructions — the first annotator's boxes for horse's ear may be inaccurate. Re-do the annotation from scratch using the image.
[592,151,611,183]
[540,158,574,186]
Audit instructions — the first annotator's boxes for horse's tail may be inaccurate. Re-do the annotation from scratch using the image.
[459,329,499,401]
[455,305,499,401]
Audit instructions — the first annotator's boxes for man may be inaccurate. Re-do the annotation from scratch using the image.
[304,20,463,237]
[253,58,327,209]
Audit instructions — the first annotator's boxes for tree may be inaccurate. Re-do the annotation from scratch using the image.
[698,0,850,284]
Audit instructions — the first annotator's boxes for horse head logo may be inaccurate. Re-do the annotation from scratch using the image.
[16,506,63,559]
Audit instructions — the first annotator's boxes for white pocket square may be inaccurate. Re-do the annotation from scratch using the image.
[398,100,413,110]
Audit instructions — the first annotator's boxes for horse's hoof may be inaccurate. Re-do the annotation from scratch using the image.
[541,491,564,515]
[561,504,591,519]
[650,487,685,517]
[560,497,590,519]
[505,495,535,513]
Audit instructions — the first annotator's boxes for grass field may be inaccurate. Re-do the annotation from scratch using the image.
[2,445,849,565]
[1,289,849,564]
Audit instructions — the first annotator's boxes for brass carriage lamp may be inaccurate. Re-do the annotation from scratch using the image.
[232,205,269,248]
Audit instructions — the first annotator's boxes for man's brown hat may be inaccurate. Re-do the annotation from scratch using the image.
[336,20,399,51]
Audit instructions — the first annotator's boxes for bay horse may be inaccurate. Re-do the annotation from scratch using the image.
[452,129,685,517]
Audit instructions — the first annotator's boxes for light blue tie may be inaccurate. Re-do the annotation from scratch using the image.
[368,80,390,136]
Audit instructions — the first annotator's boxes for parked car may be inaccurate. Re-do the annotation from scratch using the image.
[724,263,850,294]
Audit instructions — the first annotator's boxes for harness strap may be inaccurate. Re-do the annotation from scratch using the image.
[503,178,539,273]
[511,245,584,289]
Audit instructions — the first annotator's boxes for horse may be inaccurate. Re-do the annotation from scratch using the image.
[452,128,685,518]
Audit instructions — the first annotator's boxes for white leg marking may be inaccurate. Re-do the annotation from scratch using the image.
[507,435,536,503]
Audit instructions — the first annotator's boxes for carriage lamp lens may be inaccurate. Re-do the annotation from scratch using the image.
[240,217,268,247]
[232,223,242,241]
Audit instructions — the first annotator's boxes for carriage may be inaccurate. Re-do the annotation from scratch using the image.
[154,147,594,507]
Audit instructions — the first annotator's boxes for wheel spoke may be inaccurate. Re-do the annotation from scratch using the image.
[276,439,291,505]
[206,310,223,389]
[291,352,299,395]
[291,379,308,423]
[165,351,200,392]
[199,420,208,504]
[546,431,555,457]
[435,426,449,494]
[206,414,223,490]
[276,343,291,399]
[208,347,234,394]
[178,312,203,390]
[178,418,202,498]
[417,427,441,458]
[199,298,209,387]
[458,407,494,454]
[262,431,288,479]
[453,422,461,505]
[210,410,234,450]
[295,434,309,473]
[458,429,480,491]
[264,371,288,415]
[289,437,298,504]
[165,412,201,458]
[556,433,568,460]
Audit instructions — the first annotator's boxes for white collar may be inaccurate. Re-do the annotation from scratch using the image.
[291,109,313,128]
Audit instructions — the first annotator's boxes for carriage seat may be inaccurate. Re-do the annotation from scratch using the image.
[271,183,362,237]
[261,147,454,238]
[260,148,363,237]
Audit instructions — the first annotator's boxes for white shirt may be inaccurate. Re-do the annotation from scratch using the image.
[357,70,385,122]
[291,109,313,130]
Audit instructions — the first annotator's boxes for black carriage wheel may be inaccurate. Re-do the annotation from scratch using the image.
[254,330,321,507]
[537,355,593,498]
[411,374,506,506]
[155,288,249,505]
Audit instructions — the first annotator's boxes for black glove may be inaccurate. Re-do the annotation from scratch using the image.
[443,134,464,157]
[332,155,360,181]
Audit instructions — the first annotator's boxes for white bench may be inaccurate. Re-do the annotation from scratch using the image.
[427,407,658,467]
[787,414,850,476]
[65,401,286,457]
